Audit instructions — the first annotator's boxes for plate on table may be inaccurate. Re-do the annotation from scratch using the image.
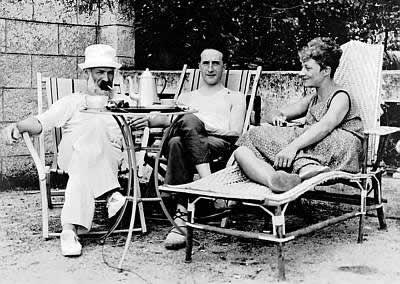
[105,105,189,113]
[82,107,107,111]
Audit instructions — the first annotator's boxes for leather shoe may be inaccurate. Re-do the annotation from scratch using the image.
[164,227,186,250]
[164,210,187,250]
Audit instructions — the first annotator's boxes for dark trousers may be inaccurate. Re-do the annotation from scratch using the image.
[164,114,237,186]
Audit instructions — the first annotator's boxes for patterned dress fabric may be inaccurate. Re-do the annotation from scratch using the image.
[236,89,364,174]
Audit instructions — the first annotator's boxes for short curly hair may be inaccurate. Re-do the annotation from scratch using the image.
[298,37,343,78]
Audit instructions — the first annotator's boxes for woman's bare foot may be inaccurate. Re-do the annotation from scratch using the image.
[268,171,302,193]
[299,165,330,180]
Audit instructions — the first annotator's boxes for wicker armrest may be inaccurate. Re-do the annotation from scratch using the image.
[364,126,400,136]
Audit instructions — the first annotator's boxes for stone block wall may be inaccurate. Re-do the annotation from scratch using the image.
[0,0,135,188]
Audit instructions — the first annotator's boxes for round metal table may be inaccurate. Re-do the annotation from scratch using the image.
[81,105,196,270]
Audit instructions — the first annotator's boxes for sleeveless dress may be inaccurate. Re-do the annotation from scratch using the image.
[236,89,364,174]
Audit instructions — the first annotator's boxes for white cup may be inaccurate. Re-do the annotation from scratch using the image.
[86,95,108,108]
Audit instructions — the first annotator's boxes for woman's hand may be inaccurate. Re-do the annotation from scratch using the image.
[269,110,287,127]
[271,114,287,127]
[274,145,298,169]
[127,116,149,129]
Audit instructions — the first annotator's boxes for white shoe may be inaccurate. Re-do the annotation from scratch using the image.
[60,230,82,257]
[107,191,126,218]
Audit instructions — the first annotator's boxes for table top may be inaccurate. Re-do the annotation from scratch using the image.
[80,105,197,117]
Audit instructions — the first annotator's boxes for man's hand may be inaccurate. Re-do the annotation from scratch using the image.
[2,123,21,145]
[127,116,149,129]
[274,145,298,169]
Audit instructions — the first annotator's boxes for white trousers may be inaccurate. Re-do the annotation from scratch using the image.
[58,118,123,231]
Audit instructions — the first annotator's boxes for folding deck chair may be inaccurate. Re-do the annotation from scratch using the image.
[138,66,263,186]
[179,66,263,161]
[22,72,149,239]
[159,41,400,280]
[185,67,263,131]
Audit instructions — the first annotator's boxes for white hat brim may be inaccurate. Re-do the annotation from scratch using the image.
[78,60,122,70]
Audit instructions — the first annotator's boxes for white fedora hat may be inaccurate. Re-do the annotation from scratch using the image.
[78,44,122,70]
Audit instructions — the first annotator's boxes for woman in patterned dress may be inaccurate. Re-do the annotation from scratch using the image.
[234,37,364,193]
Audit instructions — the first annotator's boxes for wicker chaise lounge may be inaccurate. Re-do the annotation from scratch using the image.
[159,40,400,280]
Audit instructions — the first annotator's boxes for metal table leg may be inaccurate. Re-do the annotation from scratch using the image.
[111,115,146,270]
[110,113,188,270]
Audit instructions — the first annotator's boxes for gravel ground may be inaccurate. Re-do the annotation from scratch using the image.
[1,177,400,284]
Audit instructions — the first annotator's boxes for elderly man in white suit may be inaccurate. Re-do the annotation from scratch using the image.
[2,44,129,257]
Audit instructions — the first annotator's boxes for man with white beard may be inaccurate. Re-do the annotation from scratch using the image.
[2,44,127,257]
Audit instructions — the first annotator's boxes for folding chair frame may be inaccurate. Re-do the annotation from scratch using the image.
[23,72,147,239]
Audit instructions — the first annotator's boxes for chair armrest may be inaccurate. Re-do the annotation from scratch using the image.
[287,117,306,126]
[364,126,400,136]
[22,132,47,181]
[284,120,304,127]
[260,119,305,128]
[256,124,399,135]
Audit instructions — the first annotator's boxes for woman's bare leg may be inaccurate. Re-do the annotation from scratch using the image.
[234,147,275,185]
[234,146,301,192]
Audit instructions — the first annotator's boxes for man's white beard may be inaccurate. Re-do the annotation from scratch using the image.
[87,73,111,97]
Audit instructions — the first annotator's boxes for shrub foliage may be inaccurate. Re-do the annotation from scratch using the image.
[71,0,400,69]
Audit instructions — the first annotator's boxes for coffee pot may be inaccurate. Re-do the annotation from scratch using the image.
[137,68,166,106]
